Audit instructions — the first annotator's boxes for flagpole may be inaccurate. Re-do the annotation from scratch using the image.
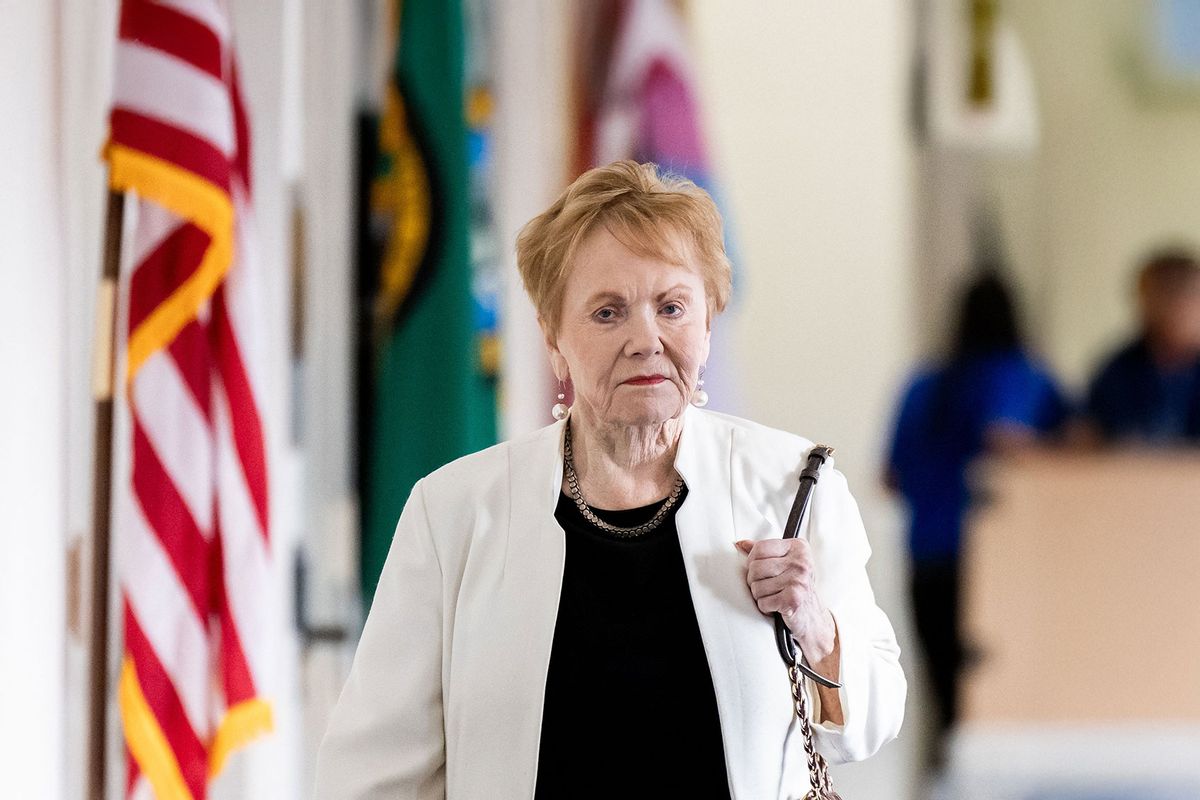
[88,188,125,800]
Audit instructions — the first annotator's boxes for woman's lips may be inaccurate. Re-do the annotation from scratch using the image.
[624,375,666,385]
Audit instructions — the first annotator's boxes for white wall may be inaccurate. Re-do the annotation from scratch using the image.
[494,0,571,437]
[295,0,361,792]
[0,3,68,797]
[688,3,921,796]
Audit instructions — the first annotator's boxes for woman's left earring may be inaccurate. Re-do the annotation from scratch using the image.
[552,381,570,420]
[691,366,709,408]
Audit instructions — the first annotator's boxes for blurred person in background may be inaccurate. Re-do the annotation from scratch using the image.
[1084,248,1200,444]
[884,271,1069,769]
[314,161,906,799]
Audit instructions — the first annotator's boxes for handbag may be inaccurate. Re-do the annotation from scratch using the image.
[773,444,844,800]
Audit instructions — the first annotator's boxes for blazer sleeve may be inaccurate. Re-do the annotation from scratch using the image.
[313,478,447,799]
[803,467,906,764]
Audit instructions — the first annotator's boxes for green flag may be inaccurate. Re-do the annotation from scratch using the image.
[361,0,497,603]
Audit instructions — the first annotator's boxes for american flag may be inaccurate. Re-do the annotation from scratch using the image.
[106,1,273,797]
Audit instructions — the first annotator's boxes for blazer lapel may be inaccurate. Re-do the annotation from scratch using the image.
[674,407,798,799]
[673,408,749,793]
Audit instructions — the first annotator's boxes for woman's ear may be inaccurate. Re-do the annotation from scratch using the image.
[540,318,569,382]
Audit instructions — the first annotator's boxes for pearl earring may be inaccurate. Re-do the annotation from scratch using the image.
[552,380,570,420]
[691,366,709,408]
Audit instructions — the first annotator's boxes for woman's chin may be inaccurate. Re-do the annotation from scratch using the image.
[606,399,686,428]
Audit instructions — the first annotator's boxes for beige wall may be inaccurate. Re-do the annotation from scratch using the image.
[689,4,918,478]
[986,0,1200,388]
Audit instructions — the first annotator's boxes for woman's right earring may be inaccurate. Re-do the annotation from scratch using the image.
[551,382,570,420]
[690,366,709,408]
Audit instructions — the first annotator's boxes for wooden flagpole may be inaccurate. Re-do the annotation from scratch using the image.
[87,188,125,800]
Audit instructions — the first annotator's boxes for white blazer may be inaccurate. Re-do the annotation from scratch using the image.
[314,406,905,799]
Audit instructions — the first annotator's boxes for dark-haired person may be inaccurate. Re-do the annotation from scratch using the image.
[884,271,1069,765]
[1085,249,1200,444]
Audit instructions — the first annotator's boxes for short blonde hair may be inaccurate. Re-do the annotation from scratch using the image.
[516,160,732,333]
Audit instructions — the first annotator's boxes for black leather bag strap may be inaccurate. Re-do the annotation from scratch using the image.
[772,444,842,689]
[772,444,845,799]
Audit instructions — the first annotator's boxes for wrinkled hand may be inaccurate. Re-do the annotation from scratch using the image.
[735,538,837,663]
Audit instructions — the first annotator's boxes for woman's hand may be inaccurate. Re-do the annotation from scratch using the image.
[735,538,837,663]
[736,537,844,724]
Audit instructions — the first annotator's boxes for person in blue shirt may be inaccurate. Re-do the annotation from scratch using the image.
[885,271,1068,765]
[1085,249,1200,444]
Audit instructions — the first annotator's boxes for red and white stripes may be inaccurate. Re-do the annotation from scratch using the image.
[107,1,272,797]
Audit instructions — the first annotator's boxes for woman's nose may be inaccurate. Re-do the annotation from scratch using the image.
[625,309,664,357]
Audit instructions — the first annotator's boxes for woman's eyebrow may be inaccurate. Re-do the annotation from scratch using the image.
[656,284,695,300]
[584,291,626,306]
[583,285,693,305]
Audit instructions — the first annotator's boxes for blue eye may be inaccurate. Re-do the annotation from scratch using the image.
[661,303,684,316]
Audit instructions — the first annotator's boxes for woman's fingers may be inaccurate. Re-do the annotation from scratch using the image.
[735,538,791,559]
[736,538,836,654]
[745,553,813,582]
[738,539,813,577]
[748,572,792,600]
[736,537,817,614]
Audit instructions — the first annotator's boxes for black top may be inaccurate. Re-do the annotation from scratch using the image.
[533,484,732,799]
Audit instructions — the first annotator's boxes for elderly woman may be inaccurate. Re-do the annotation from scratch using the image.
[314,161,905,799]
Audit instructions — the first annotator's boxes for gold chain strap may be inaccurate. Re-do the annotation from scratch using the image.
[787,662,843,800]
